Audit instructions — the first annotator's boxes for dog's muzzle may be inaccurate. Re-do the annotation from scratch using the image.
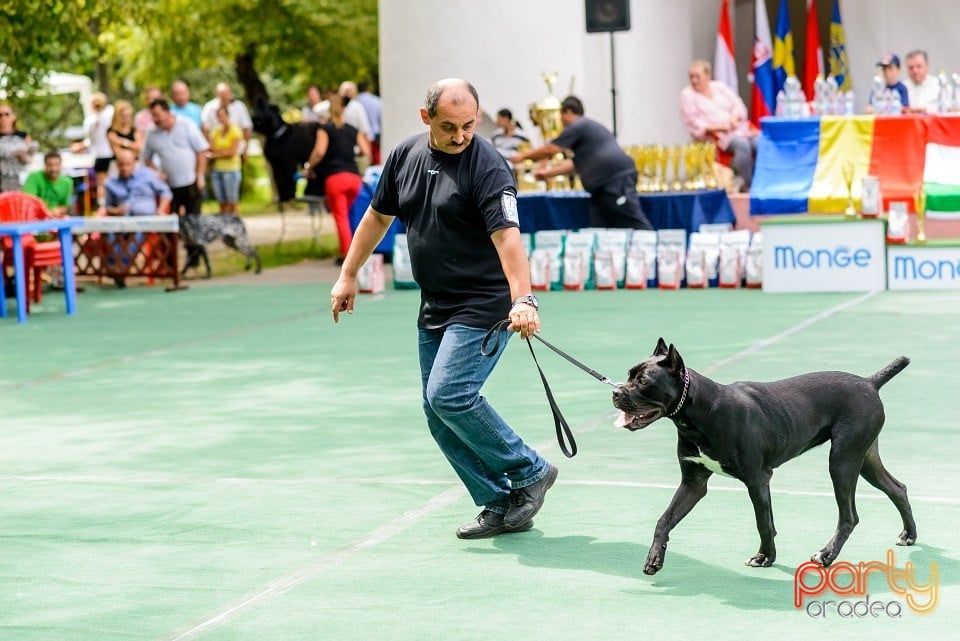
[612,385,663,431]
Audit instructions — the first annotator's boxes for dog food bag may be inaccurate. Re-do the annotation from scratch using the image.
[358,253,385,294]
[887,202,909,244]
[593,249,617,289]
[392,234,419,289]
[520,233,533,256]
[745,234,763,288]
[563,250,588,290]
[718,230,751,288]
[533,230,566,290]
[629,230,658,288]
[565,231,597,289]
[685,247,708,288]
[657,229,686,289]
[688,231,721,286]
[657,246,683,289]
[596,229,629,287]
[529,248,552,291]
[625,247,650,289]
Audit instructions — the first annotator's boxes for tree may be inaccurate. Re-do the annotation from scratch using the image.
[1,0,378,106]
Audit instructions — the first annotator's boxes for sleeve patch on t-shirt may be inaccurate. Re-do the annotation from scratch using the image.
[501,191,519,225]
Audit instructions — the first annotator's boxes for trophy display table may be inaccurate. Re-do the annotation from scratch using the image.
[516,189,735,235]
[751,114,960,216]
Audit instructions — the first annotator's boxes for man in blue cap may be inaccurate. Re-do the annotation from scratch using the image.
[868,53,910,113]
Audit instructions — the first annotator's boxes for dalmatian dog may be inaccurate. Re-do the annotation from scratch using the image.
[178,213,262,278]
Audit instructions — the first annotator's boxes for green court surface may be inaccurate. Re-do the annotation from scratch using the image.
[2,281,958,640]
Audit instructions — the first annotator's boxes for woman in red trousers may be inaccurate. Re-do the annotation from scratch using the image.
[307,95,371,260]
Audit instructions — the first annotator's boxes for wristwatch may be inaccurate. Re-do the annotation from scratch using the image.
[512,294,540,310]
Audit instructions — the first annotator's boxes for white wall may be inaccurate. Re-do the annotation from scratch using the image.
[379,0,713,153]
[379,0,960,153]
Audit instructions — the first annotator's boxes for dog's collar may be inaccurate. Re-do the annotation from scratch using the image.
[666,368,690,418]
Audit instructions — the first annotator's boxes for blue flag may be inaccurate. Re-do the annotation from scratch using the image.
[829,0,852,91]
[773,0,795,95]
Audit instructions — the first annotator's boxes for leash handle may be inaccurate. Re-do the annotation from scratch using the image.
[524,337,578,458]
[481,320,577,458]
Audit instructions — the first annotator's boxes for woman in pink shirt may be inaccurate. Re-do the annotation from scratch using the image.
[680,59,758,191]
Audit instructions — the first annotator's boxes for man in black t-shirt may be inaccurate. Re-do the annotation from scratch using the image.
[331,79,558,539]
[514,96,652,230]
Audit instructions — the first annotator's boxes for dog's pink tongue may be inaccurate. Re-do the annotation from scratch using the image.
[614,410,635,428]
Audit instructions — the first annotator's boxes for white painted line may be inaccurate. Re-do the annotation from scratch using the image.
[701,290,880,374]
[166,486,466,641]
[3,475,953,506]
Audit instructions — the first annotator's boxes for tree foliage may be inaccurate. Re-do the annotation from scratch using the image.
[1,0,378,108]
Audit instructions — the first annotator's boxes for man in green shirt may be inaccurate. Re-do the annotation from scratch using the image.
[22,150,74,215]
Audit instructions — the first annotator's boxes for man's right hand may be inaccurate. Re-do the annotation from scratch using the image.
[330,276,357,323]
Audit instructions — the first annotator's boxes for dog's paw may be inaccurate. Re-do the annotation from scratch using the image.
[643,549,665,575]
[810,550,833,567]
[896,530,917,546]
[745,553,774,568]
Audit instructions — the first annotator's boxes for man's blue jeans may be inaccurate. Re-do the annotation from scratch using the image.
[418,324,551,514]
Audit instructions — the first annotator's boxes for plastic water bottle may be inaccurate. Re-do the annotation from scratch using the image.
[775,90,786,117]
[844,90,855,115]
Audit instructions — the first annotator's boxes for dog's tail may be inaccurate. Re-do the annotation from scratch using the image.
[868,356,910,389]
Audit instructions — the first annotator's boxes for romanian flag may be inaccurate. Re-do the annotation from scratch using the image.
[773,0,795,96]
[714,0,738,93]
[803,0,824,101]
[750,115,957,216]
[750,0,775,125]
[829,0,852,91]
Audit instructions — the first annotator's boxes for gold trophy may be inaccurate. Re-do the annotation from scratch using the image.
[532,72,564,143]
[656,145,669,192]
[669,146,683,191]
[842,162,857,217]
[702,141,718,189]
[914,190,928,243]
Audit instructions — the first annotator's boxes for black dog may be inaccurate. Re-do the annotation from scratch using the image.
[179,213,261,278]
[251,97,324,203]
[612,339,916,575]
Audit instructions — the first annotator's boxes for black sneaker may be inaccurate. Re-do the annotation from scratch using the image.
[504,464,558,528]
[456,510,533,539]
[113,276,126,289]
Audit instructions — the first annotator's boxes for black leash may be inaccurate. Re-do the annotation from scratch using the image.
[481,319,620,458]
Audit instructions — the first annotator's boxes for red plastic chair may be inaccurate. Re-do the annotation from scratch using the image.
[0,192,63,310]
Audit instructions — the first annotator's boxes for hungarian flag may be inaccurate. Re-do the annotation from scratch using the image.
[924,117,960,217]
[803,0,824,101]
[713,0,738,93]
[750,0,776,125]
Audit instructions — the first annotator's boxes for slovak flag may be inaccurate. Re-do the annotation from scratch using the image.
[714,0,738,93]
[750,0,776,125]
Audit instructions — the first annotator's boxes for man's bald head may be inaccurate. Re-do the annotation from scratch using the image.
[424,78,479,118]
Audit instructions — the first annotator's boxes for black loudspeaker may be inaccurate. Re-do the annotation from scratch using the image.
[585,0,631,33]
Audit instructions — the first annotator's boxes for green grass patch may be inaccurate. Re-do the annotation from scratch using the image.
[207,233,339,278]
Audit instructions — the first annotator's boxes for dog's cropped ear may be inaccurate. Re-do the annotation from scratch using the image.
[654,337,669,356]
[665,344,685,372]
